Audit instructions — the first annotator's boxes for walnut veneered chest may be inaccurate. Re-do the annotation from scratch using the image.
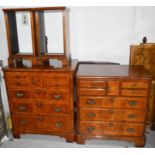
[76,64,152,147]
[3,60,78,142]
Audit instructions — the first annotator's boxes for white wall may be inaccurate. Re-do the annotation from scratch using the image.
[0,6,155,114]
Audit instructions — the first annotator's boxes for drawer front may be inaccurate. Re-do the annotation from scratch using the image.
[121,89,148,97]
[12,115,68,133]
[79,108,145,122]
[29,73,42,88]
[8,90,31,100]
[122,81,149,89]
[79,121,144,136]
[12,102,68,115]
[6,81,30,89]
[79,80,106,88]
[42,73,70,83]
[42,82,69,89]
[107,81,119,95]
[79,96,147,109]
[79,89,106,96]
[5,72,29,81]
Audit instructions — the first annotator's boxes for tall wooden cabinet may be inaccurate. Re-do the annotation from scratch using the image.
[2,7,78,142]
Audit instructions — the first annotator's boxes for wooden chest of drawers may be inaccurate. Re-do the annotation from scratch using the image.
[76,64,152,147]
[3,60,78,142]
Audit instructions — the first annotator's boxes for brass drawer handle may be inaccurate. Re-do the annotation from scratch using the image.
[127,128,135,133]
[87,112,96,117]
[87,126,95,132]
[53,94,62,100]
[37,116,43,121]
[36,102,43,107]
[20,120,27,125]
[87,99,96,105]
[108,123,114,127]
[54,107,62,113]
[128,101,137,106]
[18,105,26,111]
[35,90,41,94]
[16,93,24,98]
[109,109,114,114]
[55,122,63,128]
[128,114,137,118]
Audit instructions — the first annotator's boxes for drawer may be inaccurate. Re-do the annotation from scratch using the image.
[79,96,147,109]
[6,81,30,89]
[42,73,70,83]
[5,72,29,81]
[42,82,69,89]
[121,89,148,97]
[79,121,144,136]
[8,90,31,100]
[29,73,42,88]
[122,81,149,89]
[12,115,68,133]
[12,101,68,115]
[79,89,106,96]
[79,108,145,122]
[107,81,119,95]
[79,80,106,88]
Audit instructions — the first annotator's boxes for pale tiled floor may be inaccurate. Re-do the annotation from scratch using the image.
[0,128,155,148]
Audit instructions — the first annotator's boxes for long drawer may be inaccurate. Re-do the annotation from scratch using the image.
[11,101,68,115]
[79,96,147,109]
[8,89,69,102]
[79,121,144,136]
[79,108,145,122]
[12,114,68,133]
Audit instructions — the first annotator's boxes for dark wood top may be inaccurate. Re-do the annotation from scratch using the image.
[2,59,78,72]
[3,7,66,12]
[76,64,152,79]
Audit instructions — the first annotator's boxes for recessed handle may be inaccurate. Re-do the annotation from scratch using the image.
[55,122,63,128]
[87,126,95,132]
[128,114,137,118]
[53,94,62,100]
[128,101,137,106]
[54,107,62,113]
[16,93,24,98]
[127,128,135,133]
[18,105,26,111]
[20,120,27,125]
[87,99,96,105]
[87,112,96,117]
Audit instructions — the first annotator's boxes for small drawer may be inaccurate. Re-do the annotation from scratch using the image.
[29,73,42,88]
[6,81,30,89]
[79,88,106,96]
[121,89,148,97]
[8,90,31,100]
[79,121,144,136]
[79,108,145,122]
[79,80,106,88]
[122,81,149,89]
[42,82,69,89]
[42,73,70,83]
[5,72,29,81]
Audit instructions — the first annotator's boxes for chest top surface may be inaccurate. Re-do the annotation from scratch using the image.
[76,64,152,79]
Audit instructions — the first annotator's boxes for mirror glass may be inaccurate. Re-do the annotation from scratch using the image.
[38,11,64,54]
[8,11,33,54]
